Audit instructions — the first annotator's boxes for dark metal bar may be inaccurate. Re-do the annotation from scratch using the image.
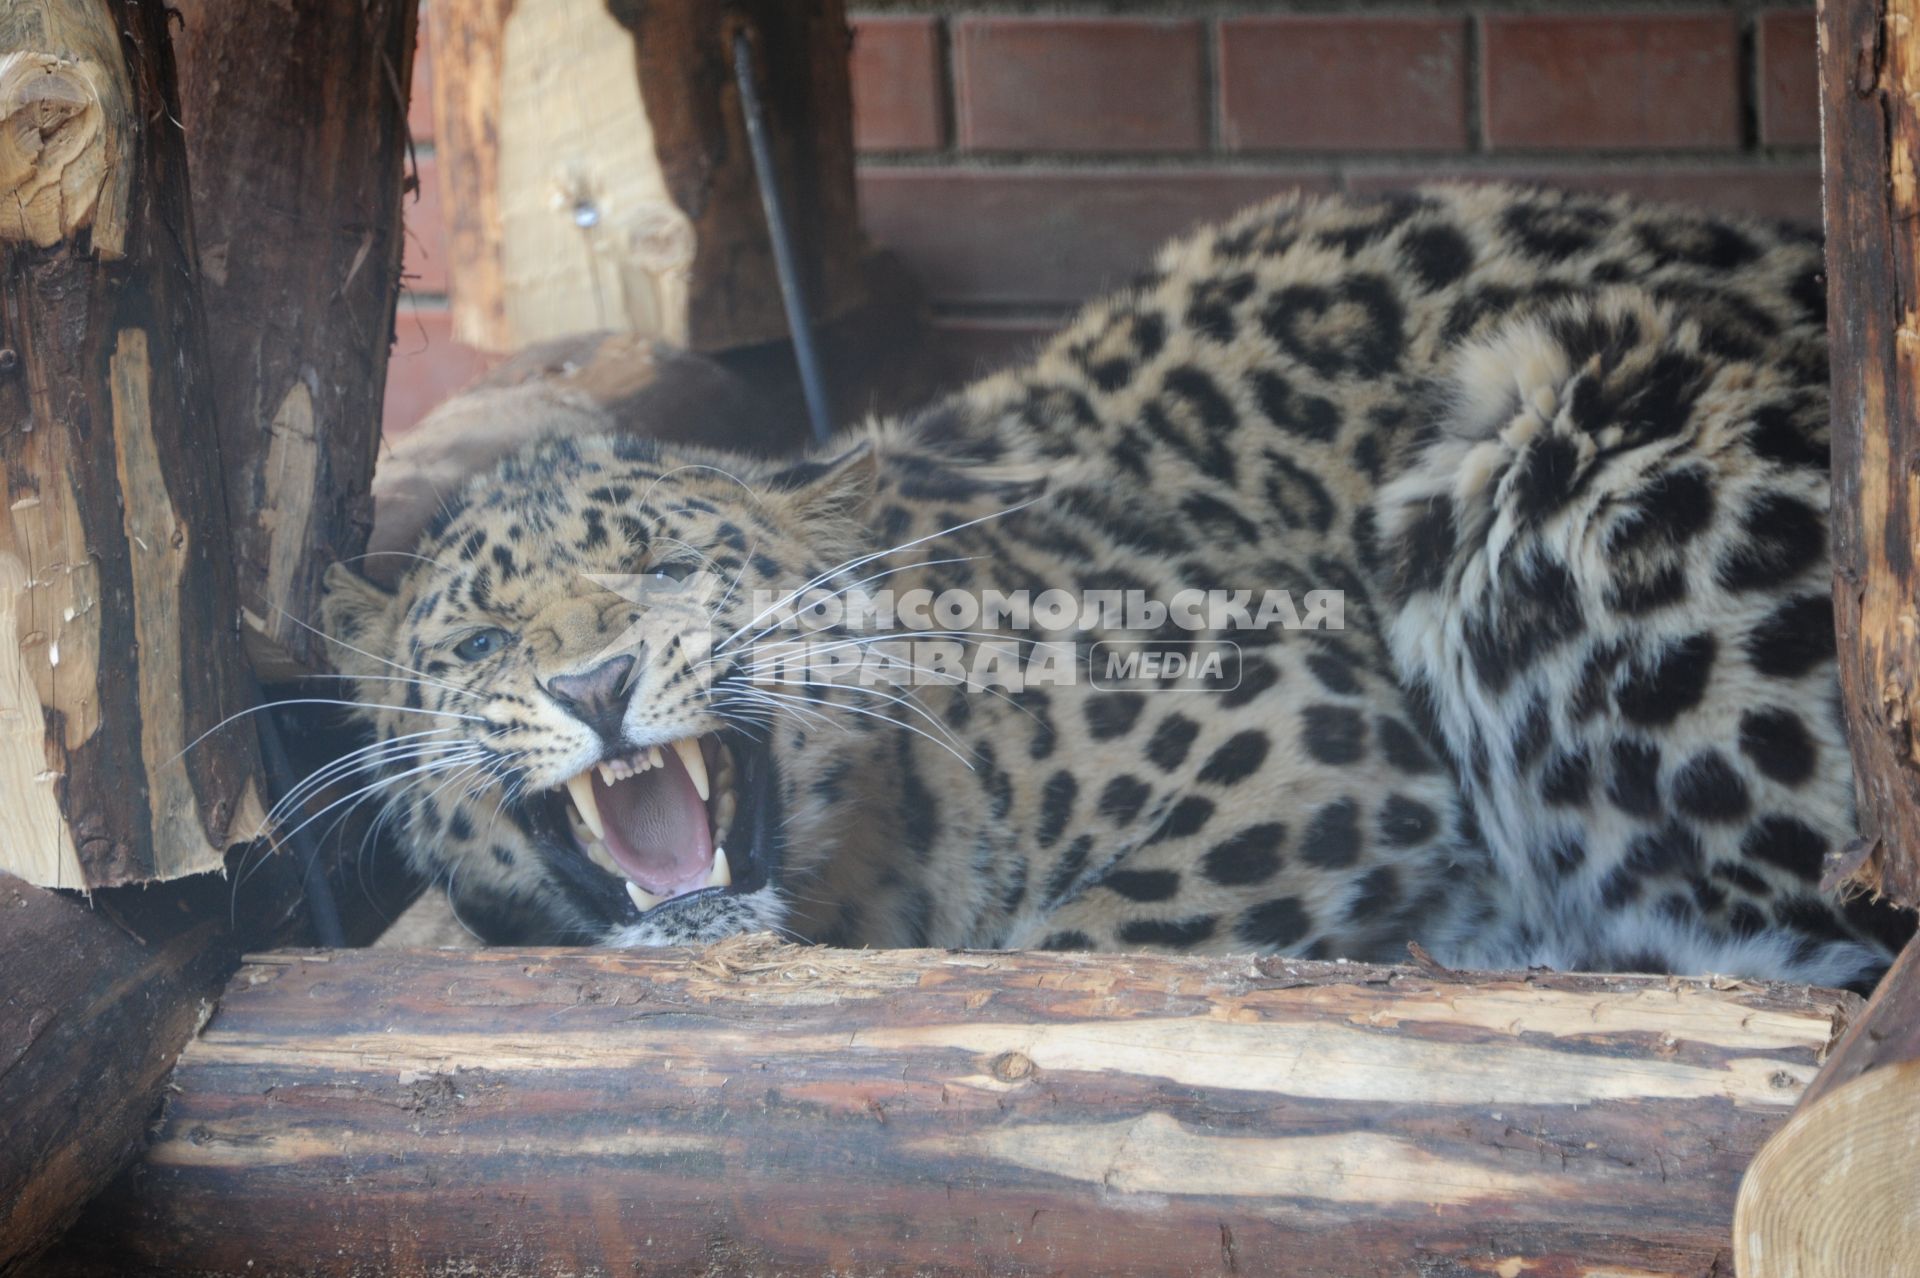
[733,27,834,447]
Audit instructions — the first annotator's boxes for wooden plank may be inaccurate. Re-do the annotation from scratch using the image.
[0,0,266,888]
[424,0,867,354]
[58,940,1854,1277]
[169,0,418,679]
[1821,0,1920,908]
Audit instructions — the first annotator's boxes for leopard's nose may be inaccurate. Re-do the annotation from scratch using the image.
[544,654,636,744]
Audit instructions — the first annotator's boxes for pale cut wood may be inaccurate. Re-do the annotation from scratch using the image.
[426,0,867,354]
[1734,1060,1920,1277]
[1822,0,1920,908]
[0,1,129,255]
[0,0,266,887]
[169,0,417,678]
[1736,933,1920,1275]
[56,940,1855,1277]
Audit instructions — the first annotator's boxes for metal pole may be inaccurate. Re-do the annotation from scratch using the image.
[733,28,835,447]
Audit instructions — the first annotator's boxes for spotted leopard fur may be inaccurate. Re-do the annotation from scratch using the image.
[321,184,1908,987]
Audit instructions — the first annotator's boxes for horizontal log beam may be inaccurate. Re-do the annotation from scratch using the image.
[58,940,1855,1277]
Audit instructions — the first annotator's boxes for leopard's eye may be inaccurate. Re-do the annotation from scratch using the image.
[453,627,511,662]
[651,560,697,583]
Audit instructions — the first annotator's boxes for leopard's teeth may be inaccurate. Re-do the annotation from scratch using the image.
[565,773,605,841]
[626,880,663,913]
[584,839,619,876]
[648,745,664,769]
[672,738,709,801]
[706,846,732,889]
[598,763,616,787]
[713,789,737,842]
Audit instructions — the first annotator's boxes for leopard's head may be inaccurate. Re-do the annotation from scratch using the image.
[318,432,878,945]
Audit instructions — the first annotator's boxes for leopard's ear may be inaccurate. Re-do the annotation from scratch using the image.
[761,439,879,521]
[318,562,398,681]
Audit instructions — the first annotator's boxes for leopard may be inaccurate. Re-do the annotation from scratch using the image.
[319,183,1911,990]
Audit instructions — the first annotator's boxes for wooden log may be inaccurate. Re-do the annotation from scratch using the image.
[1734,932,1920,1274]
[1822,0,1920,908]
[1738,9,1920,1258]
[1733,1060,1920,1278]
[0,0,266,888]
[425,0,868,354]
[0,867,314,1275]
[168,0,418,679]
[59,940,1854,1277]
[1797,931,1920,1110]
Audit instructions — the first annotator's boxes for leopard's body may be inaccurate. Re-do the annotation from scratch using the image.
[323,185,1908,987]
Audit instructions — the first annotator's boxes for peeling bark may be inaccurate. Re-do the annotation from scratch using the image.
[1822,0,1920,907]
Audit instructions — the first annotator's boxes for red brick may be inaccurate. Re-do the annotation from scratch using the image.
[402,154,448,295]
[1758,11,1820,148]
[858,168,1333,306]
[1482,14,1740,151]
[383,307,497,437]
[953,18,1205,154]
[850,17,945,152]
[409,22,434,144]
[1345,165,1823,226]
[1219,17,1468,153]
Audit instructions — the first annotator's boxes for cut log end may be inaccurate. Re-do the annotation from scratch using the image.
[0,54,104,246]
[0,0,131,258]
[1735,1059,1920,1277]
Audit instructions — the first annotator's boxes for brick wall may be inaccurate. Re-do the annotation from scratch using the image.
[387,2,1820,433]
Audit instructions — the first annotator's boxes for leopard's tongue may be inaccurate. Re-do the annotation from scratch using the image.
[592,752,713,896]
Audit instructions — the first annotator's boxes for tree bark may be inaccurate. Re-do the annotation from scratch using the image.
[0,0,265,889]
[425,0,868,355]
[1733,10,1920,1266]
[57,941,1853,1277]
[168,0,418,679]
[1822,0,1920,909]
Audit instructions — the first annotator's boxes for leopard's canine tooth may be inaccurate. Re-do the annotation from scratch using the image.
[566,772,606,840]
[626,880,663,913]
[672,738,710,801]
[707,846,732,889]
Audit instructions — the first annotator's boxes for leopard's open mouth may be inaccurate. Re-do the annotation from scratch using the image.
[534,727,777,925]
